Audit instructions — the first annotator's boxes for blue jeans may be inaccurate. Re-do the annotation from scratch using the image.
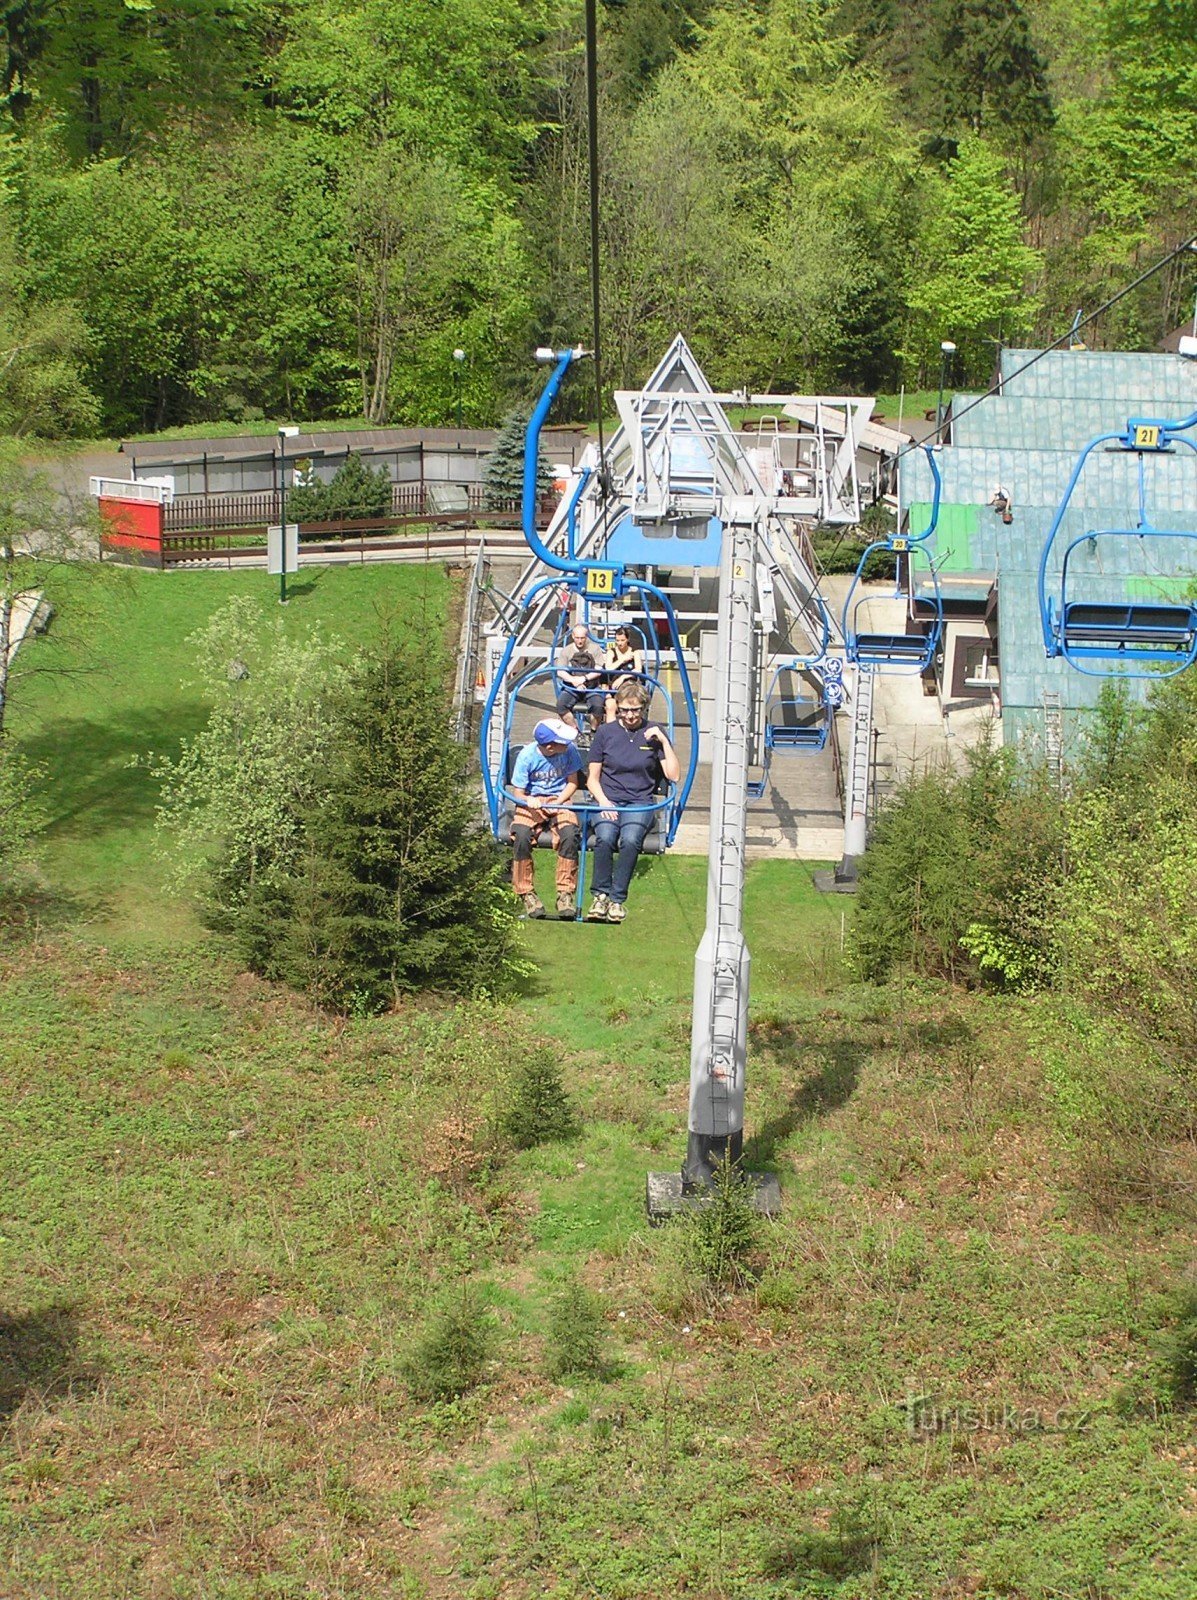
[591,812,651,904]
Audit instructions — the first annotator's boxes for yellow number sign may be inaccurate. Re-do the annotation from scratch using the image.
[1134,424,1161,450]
[584,566,615,596]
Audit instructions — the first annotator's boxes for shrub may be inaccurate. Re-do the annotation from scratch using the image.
[679,1159,760,1288]
[0,741,46,902]
[160,612,527,1011]
[402,1284,496,1401]
[853,731,1063,988]
[1158,1285,1197,1407]
[544,1277,610,1381]
[500,1047,579,1150]
[245,644,526,1010]
[287,451,393,525]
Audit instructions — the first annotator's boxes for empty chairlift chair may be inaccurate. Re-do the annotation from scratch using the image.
[1038,415,1197,678]
[842,446,944,675]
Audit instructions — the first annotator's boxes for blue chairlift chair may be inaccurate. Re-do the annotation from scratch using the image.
[843,447,944,675]
[1039,414,1197,678]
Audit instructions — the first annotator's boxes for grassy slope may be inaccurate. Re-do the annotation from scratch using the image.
[1,566,1194,1597]
[10,563,448,943]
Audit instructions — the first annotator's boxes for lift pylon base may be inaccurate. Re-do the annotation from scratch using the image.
[645,1170,782,1224]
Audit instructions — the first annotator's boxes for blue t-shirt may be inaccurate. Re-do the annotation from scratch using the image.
[512,741,580,799]
[587,721,665,806]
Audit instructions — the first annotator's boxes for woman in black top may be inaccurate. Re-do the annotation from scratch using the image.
[603,626,645,723]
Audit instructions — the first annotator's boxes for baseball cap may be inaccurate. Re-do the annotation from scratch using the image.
[533,717,578,746]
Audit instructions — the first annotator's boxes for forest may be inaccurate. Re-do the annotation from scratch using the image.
[1,0,1195,439]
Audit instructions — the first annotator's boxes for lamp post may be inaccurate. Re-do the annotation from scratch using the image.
[452,348,465,432]
[278,424,299,604]
[936,341,957,442]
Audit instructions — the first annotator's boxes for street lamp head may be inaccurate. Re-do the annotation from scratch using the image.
[278,425,300,440]
[940,341,957,354]
[453,348,465,363]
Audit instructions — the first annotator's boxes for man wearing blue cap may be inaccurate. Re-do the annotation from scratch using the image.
[510,716,584,919]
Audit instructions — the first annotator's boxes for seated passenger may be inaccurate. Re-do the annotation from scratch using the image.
[510,717,583,920]
[555,623,606,731]
[585,683,680,924]
[603,625,645,722]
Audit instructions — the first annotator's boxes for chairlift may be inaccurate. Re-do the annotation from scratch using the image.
[1038,414,1197,677]
[842,446,944,674]
[747,657,842,800]
[479,572,699,914]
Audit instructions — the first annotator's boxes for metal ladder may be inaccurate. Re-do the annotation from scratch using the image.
[1043,690,1063,785]
[685,510,757,1187]
[841,664,875,866]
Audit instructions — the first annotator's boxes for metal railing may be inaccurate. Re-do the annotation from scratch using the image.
[163,484,555,535]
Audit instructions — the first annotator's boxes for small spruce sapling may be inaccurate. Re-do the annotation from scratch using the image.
[545,1277,611,1381]
[501,1046,579,1150]
[402,1285,496,1401]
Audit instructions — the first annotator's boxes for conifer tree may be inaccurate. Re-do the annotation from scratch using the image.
[243,640,523,1011]
[483,407,551,509]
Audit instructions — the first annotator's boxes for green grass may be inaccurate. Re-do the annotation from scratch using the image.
[516,855,846,1064]
[1,933,1194,1598]
[871,388,947,421]
[2,549,1195,1598]
[10,562,448,943]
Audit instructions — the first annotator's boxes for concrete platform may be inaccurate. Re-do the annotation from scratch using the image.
[645,1170,783,1221]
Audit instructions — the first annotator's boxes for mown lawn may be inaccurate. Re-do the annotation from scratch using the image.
[10,562,448,944]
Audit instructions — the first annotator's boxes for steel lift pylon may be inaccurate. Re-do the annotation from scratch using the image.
[477,338,870,1216]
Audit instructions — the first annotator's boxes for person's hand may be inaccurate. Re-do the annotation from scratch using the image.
[645,726,665,745]
[600,809,618,822]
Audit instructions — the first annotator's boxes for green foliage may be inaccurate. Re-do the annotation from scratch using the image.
[483,407,550,507]
[500,1046,579,1150]
[153,596,349,928]
[1157,1285,1197,1407]
[679,1159,760,1287]
[285,450,393,525]
[544,1276,611,1381]
[171,626,526,1011]
[927,0,1054,145]
[905,135,1042,381]
[402,1284,497,1401]
[853,732,1063,987]
[0,739,44,897]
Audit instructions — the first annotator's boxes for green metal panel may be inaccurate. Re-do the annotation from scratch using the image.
[908,501,979,571]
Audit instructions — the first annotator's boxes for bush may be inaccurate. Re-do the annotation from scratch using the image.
[500,1046,579,1150]
[402,1285,496,1401]
[1158,1285,1197,1407]
[241,642,526,1011]
[159,611,527,1011]
[286,451,393,525]
[0,742,46,901]
[853,731,1063,988]
[679,1159,760,1288]
[544,1277,611,1381]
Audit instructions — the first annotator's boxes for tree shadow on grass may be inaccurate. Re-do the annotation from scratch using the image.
[0,1304,98,1428]
[17,703,208,837]
[743,1028,868,1167]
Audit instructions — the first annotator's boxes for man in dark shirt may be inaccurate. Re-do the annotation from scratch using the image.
[585,682,680,923]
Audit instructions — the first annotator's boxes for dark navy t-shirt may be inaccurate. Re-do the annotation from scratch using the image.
[587,721,665,805]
